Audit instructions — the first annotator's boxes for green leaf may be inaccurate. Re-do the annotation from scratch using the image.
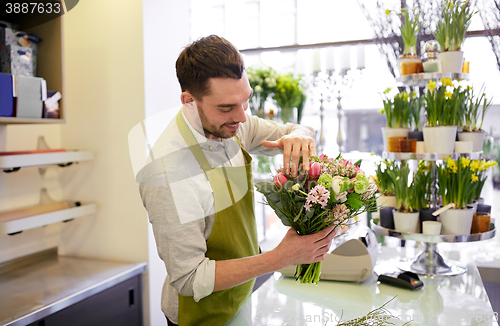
[345,193,363,210]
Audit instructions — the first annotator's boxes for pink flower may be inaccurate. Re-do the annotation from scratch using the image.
[304,185,330,210]
[319,154,326,161]
[340,159,348,167]
[273,172,288,189]
[309,162,321,178]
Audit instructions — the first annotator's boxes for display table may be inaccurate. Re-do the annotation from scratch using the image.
[227,246,498,326]
[0,249,147,326]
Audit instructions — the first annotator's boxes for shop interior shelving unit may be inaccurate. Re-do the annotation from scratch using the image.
[371,72,496,276]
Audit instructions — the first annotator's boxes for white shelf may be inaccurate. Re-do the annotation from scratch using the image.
[0,202,97,235]
[382,151,482,161]
[396,72,470,86]
[0,150,94,171]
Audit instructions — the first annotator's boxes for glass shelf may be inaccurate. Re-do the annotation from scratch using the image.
[396,72,470,87]
[382,151,482,161]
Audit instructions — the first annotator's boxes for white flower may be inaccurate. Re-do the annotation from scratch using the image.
[335,191,348,203]
[331,176,344,194]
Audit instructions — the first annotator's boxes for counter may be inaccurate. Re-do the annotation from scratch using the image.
[227,246,498,326]
[0,248,147,326]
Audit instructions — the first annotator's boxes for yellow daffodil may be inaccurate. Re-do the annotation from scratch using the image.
[466,85,472,91]
[383,87,392,94]
[403,92,410,101]
[411,91,417,98]
[470,160,480,171]
[427,80,437,92]
[479,159,487,171]
[471,175,479,182]
[441,77,453,87]
[445,91,453,99]
[461,157,470,168]
[452,166,458,173]
[446,157,456,170]
[378,109,385,114]
[385,9,391,15]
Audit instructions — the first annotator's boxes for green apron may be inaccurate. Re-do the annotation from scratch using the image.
[176,110,259,326]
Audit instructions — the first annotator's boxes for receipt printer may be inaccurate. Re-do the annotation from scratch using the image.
[279,225,378,282]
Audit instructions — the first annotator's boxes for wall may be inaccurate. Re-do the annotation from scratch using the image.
[59,0,150,324]
[142,1,190,325]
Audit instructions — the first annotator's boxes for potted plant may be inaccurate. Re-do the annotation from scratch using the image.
[458,86,493,152]
[246,65,278,118]
[423,78,467,153]
[387,7,422,75]
[414,161,437,231]
[379,88,413,151]
[272,72,307,124]
[434,1,476,73]
[409,92,425,142]
[386,163,419,233]
[437,156,476,235]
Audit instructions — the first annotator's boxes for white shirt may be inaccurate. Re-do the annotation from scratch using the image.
[137,105,307,324]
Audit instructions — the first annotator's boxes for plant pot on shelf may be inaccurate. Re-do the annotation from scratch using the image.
[423,126,457,153]
[419,207,438,233]
[398,55,422,75]
[379,207,395,229]
[393,210,420,233]
[376,195,397,208]
[439,207,474,235]
[458,130,485,152]
[408,130,424,141]
[382,127,410,152]
[438,51,464,73]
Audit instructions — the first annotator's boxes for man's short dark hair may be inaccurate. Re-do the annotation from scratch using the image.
[176,35,245,100]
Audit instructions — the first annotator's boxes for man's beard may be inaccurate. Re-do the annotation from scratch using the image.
[197,104,237,139]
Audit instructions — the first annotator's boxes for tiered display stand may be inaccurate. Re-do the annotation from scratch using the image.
[371,73,495,276]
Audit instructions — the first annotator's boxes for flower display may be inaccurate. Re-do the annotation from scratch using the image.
[246,65,278,117]
[424,77,467,127]
[437,156,498,209]
[255,154,378,284]
[272,72,307,124]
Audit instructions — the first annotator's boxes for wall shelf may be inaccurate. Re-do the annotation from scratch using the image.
[0,150,94,171]
[396,72,470,87]
[0,117,65,124]
[0,202,97,235]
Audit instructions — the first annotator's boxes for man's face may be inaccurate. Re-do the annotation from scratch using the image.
[195,71,253,140]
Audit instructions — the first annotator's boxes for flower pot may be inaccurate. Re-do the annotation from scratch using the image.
[382,127,409,152]
[458,131,485,152]
[423,126,457,154]
[376,195,397,208]
[477,204,491,213]
[393,210,420,233]
[439,207,474,235]
[398,56,422,75]
[419,207,438,232]
[454,141,472,154]
[422,221,442,235]
[467,201,478,213]
[408,130,424,141]
[379,206,395,229]
[438,51,464,73]
[415,141,426,153]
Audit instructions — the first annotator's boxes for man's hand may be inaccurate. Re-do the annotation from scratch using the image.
[272,225,338,267]
[262,128,316,177]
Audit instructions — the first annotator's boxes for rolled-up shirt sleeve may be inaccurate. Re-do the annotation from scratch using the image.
[139,158,216,301]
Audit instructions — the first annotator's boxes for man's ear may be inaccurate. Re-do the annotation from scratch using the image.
[181,92,195,104]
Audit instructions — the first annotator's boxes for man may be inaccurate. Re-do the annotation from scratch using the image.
[137,35,336,326]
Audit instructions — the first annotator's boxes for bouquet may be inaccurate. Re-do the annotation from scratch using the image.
[255,154,378,284]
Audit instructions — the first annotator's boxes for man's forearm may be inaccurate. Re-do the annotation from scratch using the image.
[213,250,285,292]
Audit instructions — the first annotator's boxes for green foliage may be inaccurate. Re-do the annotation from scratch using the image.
[434,1,476,52]
[379,88,418,128]
[375,159,395,196]
[462,85,493,132]
[273,72,307,124]
[399,8,421,55]
[424,78,467,127]
[386,163,416,213]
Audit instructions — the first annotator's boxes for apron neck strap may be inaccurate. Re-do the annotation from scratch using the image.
[176,109,212,172]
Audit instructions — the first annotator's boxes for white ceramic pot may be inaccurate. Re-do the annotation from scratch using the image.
[376,195,397,208]
[438,51,464,73]
[439,207,474,235]
[467,201,478,213]
[458,131,485,152]
[454,141,473,153]
[415,141,426,153]
[393,210,420,233]
[422,221,442,235]
[381,127,410,152]
[423,126,457,154]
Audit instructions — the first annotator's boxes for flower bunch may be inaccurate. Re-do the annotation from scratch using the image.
[272,72,307,124]
[379,88,420,128]
[255,154,378,284]
[425,77,467,127]
[437,157,498,208]
[246,65,278,117]
[434,1,476,52]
